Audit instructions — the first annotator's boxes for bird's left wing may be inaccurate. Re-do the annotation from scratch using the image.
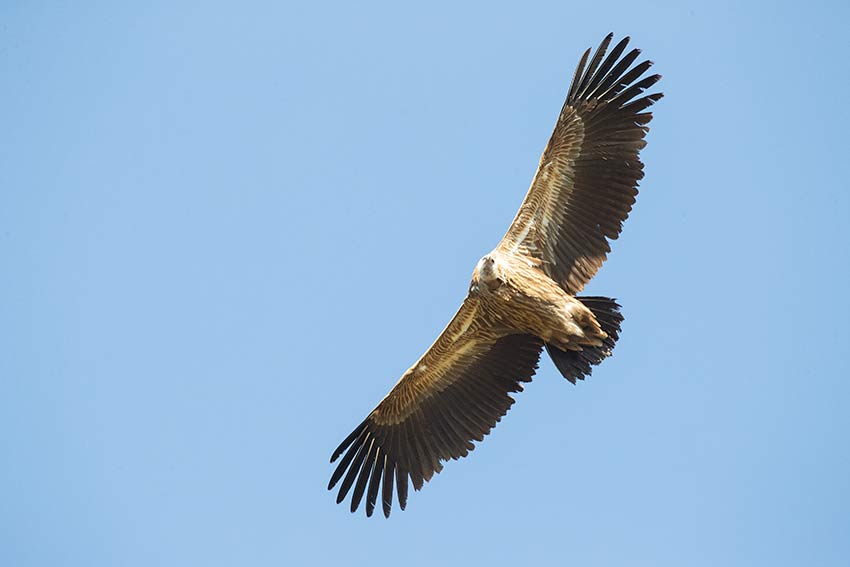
[497,34,662,294]
[328,298,543,517]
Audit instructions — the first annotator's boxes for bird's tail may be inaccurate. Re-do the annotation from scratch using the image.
[545,296,623,384]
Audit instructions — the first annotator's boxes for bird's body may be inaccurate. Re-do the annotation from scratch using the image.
[329,33,663,517]
[469,250,607,351]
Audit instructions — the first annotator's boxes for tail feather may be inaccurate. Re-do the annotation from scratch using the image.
[546,296,623,384]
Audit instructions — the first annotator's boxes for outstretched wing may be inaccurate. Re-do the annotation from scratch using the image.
[328,298,543,517]
[498,34,663,294]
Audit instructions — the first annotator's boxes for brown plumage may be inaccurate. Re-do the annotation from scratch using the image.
[329,33,662,517]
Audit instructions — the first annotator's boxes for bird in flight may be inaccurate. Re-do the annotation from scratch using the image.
[329,33,662,517]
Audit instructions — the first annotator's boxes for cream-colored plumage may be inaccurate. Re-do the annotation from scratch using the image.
[329,33,662,517]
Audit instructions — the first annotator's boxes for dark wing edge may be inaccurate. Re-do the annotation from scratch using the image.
[328,333,543,518]
[501,33,663,293]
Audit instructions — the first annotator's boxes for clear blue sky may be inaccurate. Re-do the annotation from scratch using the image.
[2,1,849,565]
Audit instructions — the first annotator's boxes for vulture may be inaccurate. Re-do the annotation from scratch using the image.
[329,33,662,517]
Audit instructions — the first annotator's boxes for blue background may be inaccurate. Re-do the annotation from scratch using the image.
[3,1,849,565]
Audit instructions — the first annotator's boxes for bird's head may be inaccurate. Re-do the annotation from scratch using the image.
[470,254,502,294]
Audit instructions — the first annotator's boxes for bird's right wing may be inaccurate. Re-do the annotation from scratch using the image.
[328,298,543,517]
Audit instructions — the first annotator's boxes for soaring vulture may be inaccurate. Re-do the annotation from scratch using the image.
[329,33,662,517]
